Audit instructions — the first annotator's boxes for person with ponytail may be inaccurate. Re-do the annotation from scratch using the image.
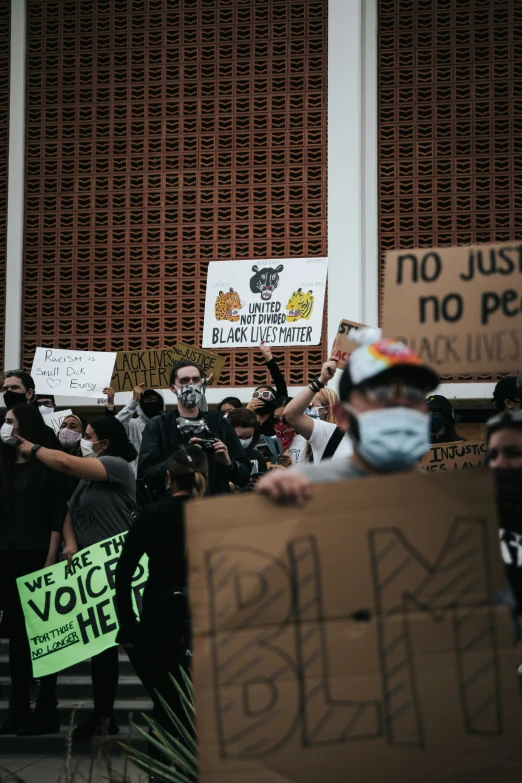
[115,446,208,757]
[16,416,137,739]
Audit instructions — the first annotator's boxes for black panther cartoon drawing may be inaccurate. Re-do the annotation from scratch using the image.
[249,264,284,301]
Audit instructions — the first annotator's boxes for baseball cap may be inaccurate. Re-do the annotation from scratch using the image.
[427,394,453,418]
[493,377,521,410]
[339,328,439,401]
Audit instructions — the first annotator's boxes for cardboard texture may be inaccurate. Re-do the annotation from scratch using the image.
[382,241,522,375]
[111,348,179,392]
[456,422,488,442]
[330,319,368,369]
[187,471,522,783]
[421,440,487,471]
[171,342,226,381]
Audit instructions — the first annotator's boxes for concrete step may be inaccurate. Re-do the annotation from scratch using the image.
[0,698,152,727]
[0,652,136,678]
[0,724,149,756]
[0,674,147,701]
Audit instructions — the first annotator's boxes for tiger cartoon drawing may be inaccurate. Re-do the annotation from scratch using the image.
[285,288,314,322]
[214,288,242,322]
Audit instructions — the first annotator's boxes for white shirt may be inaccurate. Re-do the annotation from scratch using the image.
[308,418,353,463]
[288,433,307,464]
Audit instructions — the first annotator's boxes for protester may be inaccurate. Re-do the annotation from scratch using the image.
[257,328,439,505]
[1,370,36,409]
[0,404,68,736]
[16,417,137,739]
[34,394,56,417]
[493,377,522,414]
[58,414,86,457]
[246,341,288,436]
[218,396,243,413]
[103,383,165,475]
[273,397,306,465]
[138,360,250,498]
[487,411,522,618]
[427,394,464,444]
[225,407,268,478]
[115,446,206,761]
[284,357,353,463]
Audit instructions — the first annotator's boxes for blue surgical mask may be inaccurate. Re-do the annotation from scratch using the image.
[350,406,430,471]
[240,436,253,448]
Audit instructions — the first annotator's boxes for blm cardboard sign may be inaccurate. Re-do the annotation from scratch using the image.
[111,348,179,392]
[186,471,522,783]
[17,533,148,677]
[421,440,487,472]
[330,319,368,369]
[382,241,522,375]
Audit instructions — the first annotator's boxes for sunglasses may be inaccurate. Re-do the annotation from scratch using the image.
[253,390,275,401]
[273,415,288,425]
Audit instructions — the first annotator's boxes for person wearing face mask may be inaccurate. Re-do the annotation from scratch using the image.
[115,446,207,764]
[492,377,522,415]
[283,356,354,463]
[16,416,137,740]
[34,394,56,416]
[256,328,438,506]
[107,383,166,476]
[427,395,464,444]
[138,360,250,499]
[225,407,268,478]
[272,397,307,465]
[1,370,36,414]
[487,411,522,620]
[58,414,86,456]
[0,404,68,736]
[246,341,288,436]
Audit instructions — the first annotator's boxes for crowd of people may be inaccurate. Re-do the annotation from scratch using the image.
[0,335,521,757]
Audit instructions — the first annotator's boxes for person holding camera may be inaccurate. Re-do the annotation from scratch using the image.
[138,360,251,497]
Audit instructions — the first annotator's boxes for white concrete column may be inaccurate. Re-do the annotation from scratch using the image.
[4,0,27,372]
[327,0,379,356]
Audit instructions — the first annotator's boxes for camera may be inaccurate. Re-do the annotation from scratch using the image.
[198,437,217,453]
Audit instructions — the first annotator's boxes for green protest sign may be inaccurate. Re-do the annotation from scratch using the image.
[16,533,147,678]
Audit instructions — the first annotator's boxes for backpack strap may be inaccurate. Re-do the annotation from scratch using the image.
[321,427,345,461]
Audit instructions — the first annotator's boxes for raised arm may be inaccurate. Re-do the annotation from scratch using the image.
[16,437,110,482]
[283,357,337,439]
[259,341,287,398]
[117,384,145,429]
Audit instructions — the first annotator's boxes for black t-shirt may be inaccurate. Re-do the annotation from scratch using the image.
[499,500,522,613]
[244,445,267,475]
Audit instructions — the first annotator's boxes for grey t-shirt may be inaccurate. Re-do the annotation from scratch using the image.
[69,456,136,549]
[293,457,367,483]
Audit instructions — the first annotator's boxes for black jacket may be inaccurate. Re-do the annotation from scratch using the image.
[137,409,251,497]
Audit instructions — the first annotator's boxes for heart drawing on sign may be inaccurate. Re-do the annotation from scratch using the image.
[46,378,61,389]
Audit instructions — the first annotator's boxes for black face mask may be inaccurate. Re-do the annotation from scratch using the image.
[258,400,275,416]
[3,390,28,409]
[141,401,163,420]
[430,413,446,434]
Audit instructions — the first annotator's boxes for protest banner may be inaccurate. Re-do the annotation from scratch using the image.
[31,348,117,399]
[331,319,369,368]
[421,440,487,471]
[186,471,522,783]
[17,533,147,677]
[111,347,178,392]
[382,241,522,375]
[202,257,328,348]
[42,409,73,436]
[172,342,226,381]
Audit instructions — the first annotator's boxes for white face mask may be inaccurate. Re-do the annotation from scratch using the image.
[305,406,327,420]
[0,422,19,448]
[80,439,105,458]
[239,436,253,448]
[59,428,82,447]
[39,406,55,416]
[350,406,430,471]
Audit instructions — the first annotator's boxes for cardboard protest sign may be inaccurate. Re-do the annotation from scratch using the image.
[331,319,369,368]
[186,471,522,783]
[31,348,117,399]
[42,409,73,436]
[382,241,522,374]
[202,257,328,348]
[421,440,487,471]
[172,342,226,382]
[111,347,178,392]
[17,533,147,677]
